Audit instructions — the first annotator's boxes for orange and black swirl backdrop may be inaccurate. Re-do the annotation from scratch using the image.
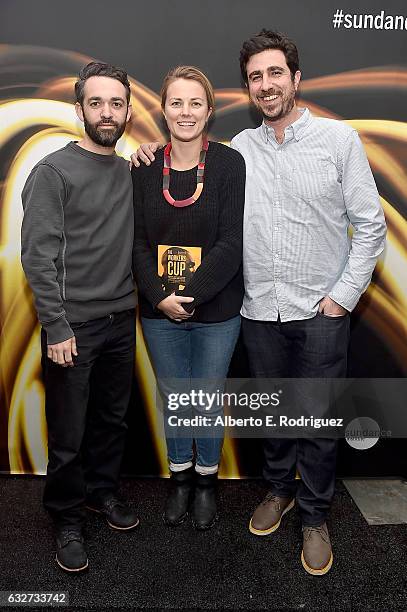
[1,0,406,477]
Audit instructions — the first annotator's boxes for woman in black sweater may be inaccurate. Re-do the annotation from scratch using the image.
[132,66,245,530]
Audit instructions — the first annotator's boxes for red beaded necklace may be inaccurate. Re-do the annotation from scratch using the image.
[162,137,209,207]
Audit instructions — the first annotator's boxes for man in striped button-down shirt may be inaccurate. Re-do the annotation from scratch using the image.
[231,30,386,576]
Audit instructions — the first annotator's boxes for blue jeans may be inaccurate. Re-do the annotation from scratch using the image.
[141,316,241,468]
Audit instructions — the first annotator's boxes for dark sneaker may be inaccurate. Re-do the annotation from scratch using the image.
[86,496,139,531]
[164,466,195,526]
[249,492,295,535]
[192,473,218,530]
[55,527,88,573]
[301,523,333,575]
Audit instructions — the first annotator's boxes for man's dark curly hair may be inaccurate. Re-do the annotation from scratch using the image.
[239,29,300,83]
[75,61,131,105]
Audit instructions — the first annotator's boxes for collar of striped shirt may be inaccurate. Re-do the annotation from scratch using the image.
[261,107,312,144]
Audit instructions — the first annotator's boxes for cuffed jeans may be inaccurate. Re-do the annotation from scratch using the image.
[242,312,349,526]
[41,309,136,528]
[141,315,241,468]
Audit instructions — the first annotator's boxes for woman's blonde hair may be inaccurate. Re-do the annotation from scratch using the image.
[160,65,215,112]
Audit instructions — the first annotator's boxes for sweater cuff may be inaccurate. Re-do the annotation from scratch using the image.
[43,316,74,344]
[151,288,170,311]
[328,281,361,313]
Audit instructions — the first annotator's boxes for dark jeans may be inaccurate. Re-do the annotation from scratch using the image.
[41,309,136,528]
[242,312,350,526]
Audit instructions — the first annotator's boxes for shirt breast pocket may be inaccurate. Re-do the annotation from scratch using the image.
[290,160,328,200]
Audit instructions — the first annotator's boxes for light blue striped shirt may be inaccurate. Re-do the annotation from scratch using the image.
[230,108,386,321]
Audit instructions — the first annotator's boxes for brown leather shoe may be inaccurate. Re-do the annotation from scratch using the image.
[249,492,295,535]
[301,523,333,575]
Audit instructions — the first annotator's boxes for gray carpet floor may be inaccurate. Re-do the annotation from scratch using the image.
[0,477,406,611]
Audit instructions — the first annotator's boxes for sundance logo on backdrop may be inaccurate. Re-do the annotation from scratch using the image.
[332,9,407,30]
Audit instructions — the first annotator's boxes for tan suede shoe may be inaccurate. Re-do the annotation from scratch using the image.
[249,492,295,535]
[301,523,333,575]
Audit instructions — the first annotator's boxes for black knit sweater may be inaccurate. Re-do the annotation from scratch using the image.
[132,141,245,322]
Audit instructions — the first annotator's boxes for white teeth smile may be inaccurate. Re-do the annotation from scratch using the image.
[178,122,195,126]
[262,95,278,101]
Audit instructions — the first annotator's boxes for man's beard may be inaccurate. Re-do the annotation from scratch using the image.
[256,85,296,123]
[83,116,127,147]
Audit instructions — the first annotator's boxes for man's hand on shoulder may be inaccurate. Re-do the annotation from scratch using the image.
[130,142,163,168]
[47,336,78,367]
[319,296,348,317]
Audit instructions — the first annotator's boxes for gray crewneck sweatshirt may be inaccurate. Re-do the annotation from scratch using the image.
[21,142,135,344]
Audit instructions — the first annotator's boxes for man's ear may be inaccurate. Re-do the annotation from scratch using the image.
[294,70,302,91]
[126,104,132,123]
[75,102,84,123]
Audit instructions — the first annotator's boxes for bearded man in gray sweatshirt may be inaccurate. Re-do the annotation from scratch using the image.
[21,62,139,573]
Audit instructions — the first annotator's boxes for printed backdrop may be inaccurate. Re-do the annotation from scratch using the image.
[0,0,406,477]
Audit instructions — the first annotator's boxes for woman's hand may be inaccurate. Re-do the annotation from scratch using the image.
[131,142,163,167]
[157,293,195,321]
